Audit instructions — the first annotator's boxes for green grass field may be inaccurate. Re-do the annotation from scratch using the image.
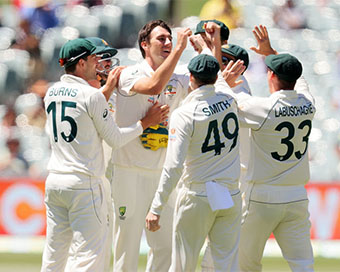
[0,253,339,272]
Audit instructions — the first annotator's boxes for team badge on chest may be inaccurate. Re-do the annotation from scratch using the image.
[119,206,126,220]
[164,84,176,98]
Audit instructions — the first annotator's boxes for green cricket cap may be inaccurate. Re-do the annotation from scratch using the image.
[265,53,302,82]
[59,38,102,68]
[188,54,220,80]
[86,37,118,57]
[221,43,249,70]
[194,19,230,41]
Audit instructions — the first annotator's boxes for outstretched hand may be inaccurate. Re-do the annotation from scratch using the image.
[250,25,277,56]
[175,27,192,53]
[102,66,126,101]
[204,21,222,47]
[222,59,246,88]
[189,34,207,53]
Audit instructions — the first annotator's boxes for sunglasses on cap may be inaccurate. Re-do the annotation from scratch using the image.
[96,53,113,59]
[222,55,235,66]
[96,56,120,75]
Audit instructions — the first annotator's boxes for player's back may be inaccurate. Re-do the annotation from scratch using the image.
[244,90,315,186]
[178,88,240,190]
[44,75,105,177]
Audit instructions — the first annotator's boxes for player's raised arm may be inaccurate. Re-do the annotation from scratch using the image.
[203,21,223,69]
[131,27,192,95]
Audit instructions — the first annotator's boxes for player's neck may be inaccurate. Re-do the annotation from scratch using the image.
[145,56,163,71]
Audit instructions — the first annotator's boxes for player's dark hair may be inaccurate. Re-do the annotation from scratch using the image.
[138,20,172,58]
[277,78,296,90]
[268,68,296,90]
[193,75,217,86]
[65,56,88,74]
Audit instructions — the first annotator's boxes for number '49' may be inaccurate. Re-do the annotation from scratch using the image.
[201,112,239,156]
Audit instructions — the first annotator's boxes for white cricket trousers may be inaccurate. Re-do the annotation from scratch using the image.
[170,184,242,272]
[111,165,175,272]
[41,173,109,272]
[239,199,314,272]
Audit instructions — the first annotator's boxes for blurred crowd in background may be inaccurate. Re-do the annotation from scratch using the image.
[0,0,340,181]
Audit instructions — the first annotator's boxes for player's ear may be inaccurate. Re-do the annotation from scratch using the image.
[267,69,275,79]
[141,40,148,51]
[78,58,86,67]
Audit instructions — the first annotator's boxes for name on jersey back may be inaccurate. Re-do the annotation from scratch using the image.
[202,99,231,116]
[274,103,314,117]
[48,87,78,97]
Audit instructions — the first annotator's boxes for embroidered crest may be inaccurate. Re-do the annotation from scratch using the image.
[119,206,126,220]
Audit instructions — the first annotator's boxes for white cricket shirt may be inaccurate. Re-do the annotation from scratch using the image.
[112,60,190,170]
[236,77,316,202]
[150,85,240,215]
[44,74,143,178]
[216,74,252,177]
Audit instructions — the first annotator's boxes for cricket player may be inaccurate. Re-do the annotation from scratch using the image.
[146,53,242,272]
[108,19,192,272]
[109,19,231,271]
[235,28,315,270]
[66,36,124,272]
[41,38,168,272]
[86,37,120,89]
[189,34,251,188]
[201,43,252,272]
[220,44,251,191]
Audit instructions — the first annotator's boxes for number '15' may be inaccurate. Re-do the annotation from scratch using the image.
[46,101,78,143]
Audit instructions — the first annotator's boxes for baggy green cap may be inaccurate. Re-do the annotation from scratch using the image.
[265,53,302,82]
[221,43,249,70]
[188,54,220,80]
[194,19,230,41]
[59,38,102,68]
[86,37,118,57]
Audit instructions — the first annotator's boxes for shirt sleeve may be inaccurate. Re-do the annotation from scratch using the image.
[232,75,252,95]
[236,93,272,130]
[87,91,143,150]
[119,66,144,95]
[295,76,315,105]
[150,109,192,215]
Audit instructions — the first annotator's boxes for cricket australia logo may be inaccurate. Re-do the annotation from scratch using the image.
[108,102,115,113]
[119,206,126,220]
[164,84,176,97]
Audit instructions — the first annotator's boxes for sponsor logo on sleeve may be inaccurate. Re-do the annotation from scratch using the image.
[170,128,176,142]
